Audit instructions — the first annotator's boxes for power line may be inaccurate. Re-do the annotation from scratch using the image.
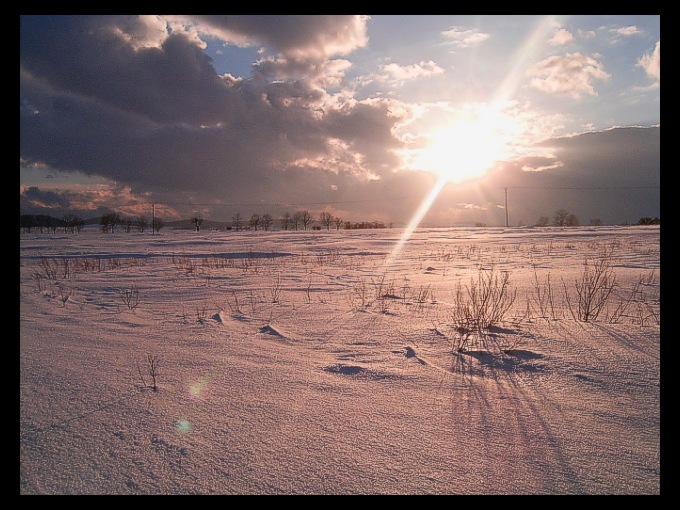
[154,185,658,209]
[152,197,410,208]
[499,186,659,190]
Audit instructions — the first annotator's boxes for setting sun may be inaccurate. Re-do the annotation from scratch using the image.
[406,103,519,184]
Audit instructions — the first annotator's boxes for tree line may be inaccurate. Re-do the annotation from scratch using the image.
[531,209,659,227]
[20,213,164,234]
[20,208,658,234]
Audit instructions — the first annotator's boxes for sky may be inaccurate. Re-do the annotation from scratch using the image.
[19,15,660,227]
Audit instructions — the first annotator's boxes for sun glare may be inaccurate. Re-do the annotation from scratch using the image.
[409,104,518,184]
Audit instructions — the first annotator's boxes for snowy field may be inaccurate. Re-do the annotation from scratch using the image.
[19,225,660,494]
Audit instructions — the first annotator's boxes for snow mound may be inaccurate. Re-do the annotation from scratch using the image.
[323,363,399,381]
[212,311,226,324]
[258,324,289,339]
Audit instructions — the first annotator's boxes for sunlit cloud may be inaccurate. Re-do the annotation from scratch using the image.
[110,15,170,51]
[638,40,660,81]
[610,26,643,37]
[184,15,370,61]
[456,202,484,210]
[521,160,564,172]
[548,28,574,46]
[379,60,444,86]
[441,26,490,48]
[527,52,610,98]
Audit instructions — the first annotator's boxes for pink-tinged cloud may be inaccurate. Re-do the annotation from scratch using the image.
[184,15,370,61]
[638,40,660,81]
[548,28,574,46]
[610,26,642,37]
[380,61,444,85]
[527,52,610,98]
[441,26,489,48]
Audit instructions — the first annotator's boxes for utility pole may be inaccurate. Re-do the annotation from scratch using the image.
[504,188,509,227]
[152,202,155,235]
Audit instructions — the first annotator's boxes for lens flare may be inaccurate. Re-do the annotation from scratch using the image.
[176,419,191,434]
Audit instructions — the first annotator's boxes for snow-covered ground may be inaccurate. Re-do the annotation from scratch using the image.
[19,225,660,494]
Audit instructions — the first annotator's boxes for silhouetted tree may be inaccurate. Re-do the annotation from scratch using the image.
[292,211,303,230]
[137,216,149,233]
[535,216,549,227]
[334,216,343,230]
[281,212,292,231]
[152,216,164,233]
[300,210,312,231]
[565,213,579,227]
[249,213,261,231]
[319,211,333,230]
[552,209,570,227]
[261,213,273,231]
[191,215,204,232]
[231,213,243,231]
[101,212,120,233]
[61,213,84,233]
[638,217,660,225]
[62,213,75,233]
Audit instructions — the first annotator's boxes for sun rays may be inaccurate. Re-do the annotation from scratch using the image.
[386,16,558,267]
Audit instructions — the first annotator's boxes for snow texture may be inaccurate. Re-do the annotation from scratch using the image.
[20,226,660,494]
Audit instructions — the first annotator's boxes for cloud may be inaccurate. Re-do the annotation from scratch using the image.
[527,52,610,98]
[441,26,489,48]
[638,40,660,81]
[379,60,444,85]
[110,15,170,51]
[610,26,642,37]
[183,15,370,61]
[548,28,574,46]
[19,15,411,222]
[21,186,71,209]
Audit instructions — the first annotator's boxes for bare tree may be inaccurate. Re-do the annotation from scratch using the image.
[319,211,333,230]
[137,216,149,233]
[249,213,261,231]
[535,216,549,227]
[292,211,302,230]
[62,213,84,234]
[231,213,243,231]
[300,210,312,231]
[334,216,344,230]
[100,212,120,233]
[565,213,580,227]
[261,213,273,231]
[281,212,292,231]
[191,215,204,232]
[152,216,164,233]
[553,209,570,227]
[62,213,75,233]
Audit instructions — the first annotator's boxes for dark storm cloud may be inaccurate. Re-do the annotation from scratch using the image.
[20,15,403,208]
[20,16,240,126]
[533,126,660,186]
[21,186,71,209]
[483,126,661,225]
